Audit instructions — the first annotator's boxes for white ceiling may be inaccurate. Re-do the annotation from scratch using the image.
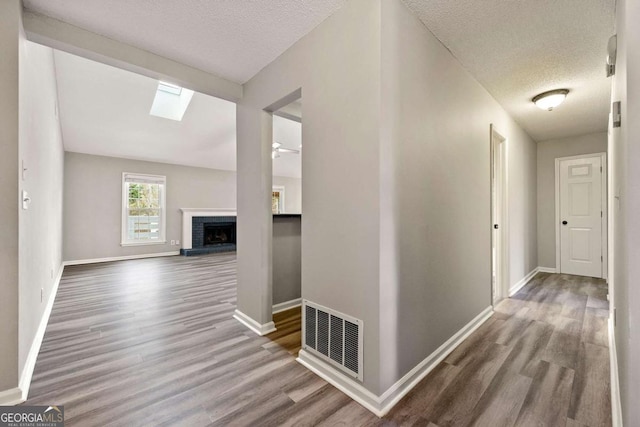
[53,49,302,178]
[35,0,614,143]
[24,0,348,84]
[402,0,616,141]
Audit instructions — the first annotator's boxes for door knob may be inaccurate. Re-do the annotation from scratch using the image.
[562,220,568,225]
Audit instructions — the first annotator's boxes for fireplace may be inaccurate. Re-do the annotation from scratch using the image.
[181,214,237,256]
[204,223,236,246]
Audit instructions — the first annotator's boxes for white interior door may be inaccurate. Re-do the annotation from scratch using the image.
[491,126,507,302]
[558,156,603,278]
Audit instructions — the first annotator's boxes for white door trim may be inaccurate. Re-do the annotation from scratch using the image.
[490,124,509,304]
[555,152,607,278]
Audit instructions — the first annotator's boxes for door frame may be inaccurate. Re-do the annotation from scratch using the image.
[554,152,607,279]
[490,124,509,303]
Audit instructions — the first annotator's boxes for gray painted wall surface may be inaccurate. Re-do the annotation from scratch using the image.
[0,0,21,392]
[272,216,301,305]
[64,152,299,262]
[18,41,65,376]
[63,152,236,261]
[237,0,382,393]
[238,0,538,396]
[378,0,538,392]
[536,132,607,269]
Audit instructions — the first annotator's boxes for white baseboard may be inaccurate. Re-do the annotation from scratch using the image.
[273,298,302,314]
[233,309,277,336]
[537,266,557,273]
[298,350,382,415]
[297,306,494,417]
[609,317,623,426]
[0,387,23,406]
[63,251,180,266]
[18,263,65,402]
[509,267,545,297]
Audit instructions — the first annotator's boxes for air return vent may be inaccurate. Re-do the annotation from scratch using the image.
[302,300,363,381]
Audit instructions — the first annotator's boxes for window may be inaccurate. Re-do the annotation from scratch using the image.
[272,186,285,214]
[122,173,166,245]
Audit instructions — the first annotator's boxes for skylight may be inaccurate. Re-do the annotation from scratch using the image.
[150,81,194,121]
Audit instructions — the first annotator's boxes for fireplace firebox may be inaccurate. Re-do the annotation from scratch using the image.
[181,215,237,256]
[203,223,236,246]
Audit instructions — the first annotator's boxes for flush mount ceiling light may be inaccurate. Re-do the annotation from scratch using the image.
[532,89,569,111]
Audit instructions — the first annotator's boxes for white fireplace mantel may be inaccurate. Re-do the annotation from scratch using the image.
[180,208,236,250]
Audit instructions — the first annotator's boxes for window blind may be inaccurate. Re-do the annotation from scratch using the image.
[123,173,166,185]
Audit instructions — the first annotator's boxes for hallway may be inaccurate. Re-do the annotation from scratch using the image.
[23,255,610,426]
[384,272,611,426]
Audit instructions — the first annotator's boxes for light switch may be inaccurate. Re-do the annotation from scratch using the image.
[22,191,31,210]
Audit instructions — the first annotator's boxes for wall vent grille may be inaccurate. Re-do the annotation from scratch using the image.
[302,300,363,381]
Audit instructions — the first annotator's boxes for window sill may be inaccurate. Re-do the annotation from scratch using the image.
[121,241,167,247]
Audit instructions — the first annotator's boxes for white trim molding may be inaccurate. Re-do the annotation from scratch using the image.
[272,298,302,314]
[508,267,558,297]
[297,306,494,417]
[490,124,510,303]
[63,251,180,266]
[509,267,540,296]
[0,388,23,406]
[18,264,65,401]
[609,317,623,426]
[179,208,236,250]
[233,309,276,336]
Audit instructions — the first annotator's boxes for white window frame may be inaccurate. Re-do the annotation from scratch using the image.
[272,186,286,214]
[121,172,167,246]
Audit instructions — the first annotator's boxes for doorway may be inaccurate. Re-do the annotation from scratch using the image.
[491,125,508,303]
[269,95,302,354]
[555,153,607,278]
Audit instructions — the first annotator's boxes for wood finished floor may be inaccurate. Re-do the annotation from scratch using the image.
[24,254,611,426]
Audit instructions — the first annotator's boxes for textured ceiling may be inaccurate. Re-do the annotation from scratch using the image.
[402,0,615,141]
[53,49,301,178]
[30,0,613,141]
[24,0,348,84]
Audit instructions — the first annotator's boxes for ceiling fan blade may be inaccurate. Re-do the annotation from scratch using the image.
[277,147,300,154]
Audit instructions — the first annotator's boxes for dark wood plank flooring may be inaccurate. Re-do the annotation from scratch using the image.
[24,255,611,426]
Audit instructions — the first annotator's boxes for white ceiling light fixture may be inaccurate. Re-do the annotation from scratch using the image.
[150,81,195,121]
[532,89,570,111]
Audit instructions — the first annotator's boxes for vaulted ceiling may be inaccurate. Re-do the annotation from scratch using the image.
[53,49,301,178]
[27,0,615,142]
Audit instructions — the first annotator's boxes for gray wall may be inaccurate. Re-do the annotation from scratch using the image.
[610,0,640,423]
[272,217,301,305]
[64,152,299,262]
[64,152,238,261]
[272,176,302,213]
[0,0,21,393]
[378,0,538,391]
[536,132,607,269]
[18,41,65,376]
[237,0,538,396]
[237,0,383,393]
